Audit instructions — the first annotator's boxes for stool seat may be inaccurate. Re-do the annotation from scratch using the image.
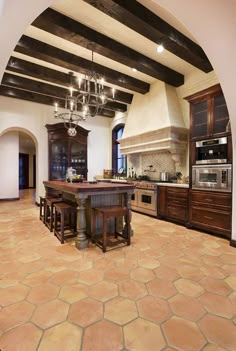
[54,202,77,244]
[92,206,131,253]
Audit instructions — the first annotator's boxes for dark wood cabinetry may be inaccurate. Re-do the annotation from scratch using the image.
[157,186,189,225]
[186,84,230,141]
[190,189,232,239]
[46,123,90,180]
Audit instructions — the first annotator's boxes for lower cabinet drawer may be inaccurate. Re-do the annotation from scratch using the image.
[167,206,188,222]
[191,206,231,231]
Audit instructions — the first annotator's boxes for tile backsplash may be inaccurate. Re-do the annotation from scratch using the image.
[127,151,176,180]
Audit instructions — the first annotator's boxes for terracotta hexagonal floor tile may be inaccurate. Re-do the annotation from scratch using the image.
[92,257,115,270]
[0,284,30,306]
[68,298,103,327]
[27,283,59,304]
[31,299,69,329]
[130,267,155,283]
[199,292,236,318]
[177,265,205,281]
[229,291,236,304]
[118,279,147,300]
[138,257,160,269]
[78,269,104,285]
[49,270,79,285]
[154,265,180,281]
[104,267,130,282]
[169,294,205,321]
[174,278,204,297]
[115,257,138,270]
[59,282,88,303]
[0,300,35,331]
[124,318,165,351]
[0,322,42,351]
[223,264,236,274]
[162,316,206,351]
[147,278,177,299]
[38,322,82,351]
[104,297,138,325]
[224,275,236,290]
[220,253,236,265]
[88,280,118,301]
[137,295,172,323]
[199,314,236,351]
[203,345,227,351]
[200,277,233,296]
[201,255,223,266]
[83,320,123,351]
[200,265,228,279]
[22,270,52,287]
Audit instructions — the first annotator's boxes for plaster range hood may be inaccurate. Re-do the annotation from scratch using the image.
[119,82,188,166]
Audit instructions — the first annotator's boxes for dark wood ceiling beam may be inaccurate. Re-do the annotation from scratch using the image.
[6,57,133,104]
[2,72,127,112]
[15,35,149,94]
[32,8,184,87]
[83,0,213,73]
[0,85,115,118]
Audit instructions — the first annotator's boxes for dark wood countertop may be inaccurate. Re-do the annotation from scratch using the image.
[43,180,135,194]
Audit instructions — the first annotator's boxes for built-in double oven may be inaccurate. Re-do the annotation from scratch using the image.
[192,136,232,192]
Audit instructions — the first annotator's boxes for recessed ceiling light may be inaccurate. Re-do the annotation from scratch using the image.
[157,45,164,53]
[132,68,137,72]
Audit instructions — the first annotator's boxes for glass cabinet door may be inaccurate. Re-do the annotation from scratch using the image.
[51,141,68,180]
[212,94,229,135]
[70,141,87,179]
[191,100,208,139]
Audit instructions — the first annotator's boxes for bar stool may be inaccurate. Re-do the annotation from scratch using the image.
[92,206,131,253]
[54,202,77,244]
[39,196,46,223]
[44,197,63,232]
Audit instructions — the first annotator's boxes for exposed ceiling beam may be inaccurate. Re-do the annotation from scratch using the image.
[0,85,115,118]
[83,0,213,73]
[14,35,149,94]
[2,73,127,113]
[32,8,184,87]
[6,57,133,104]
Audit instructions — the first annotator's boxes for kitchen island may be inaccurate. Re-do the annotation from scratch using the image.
[43,180,135,250]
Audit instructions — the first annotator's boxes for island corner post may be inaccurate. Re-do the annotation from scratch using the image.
[43,180,135,250]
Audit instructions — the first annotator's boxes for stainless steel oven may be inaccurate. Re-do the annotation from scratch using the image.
[131,184,157,216]
[195,137,228,164]
[192,164,232,192]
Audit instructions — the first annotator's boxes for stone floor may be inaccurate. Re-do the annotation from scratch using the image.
[0,189,236,351]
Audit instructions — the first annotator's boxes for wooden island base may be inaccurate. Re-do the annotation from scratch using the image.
[43,180,135,250]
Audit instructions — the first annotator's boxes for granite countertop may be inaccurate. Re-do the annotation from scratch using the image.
[156,182,189,188]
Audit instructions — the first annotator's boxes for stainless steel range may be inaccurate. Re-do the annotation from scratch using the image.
[131,181,157,217]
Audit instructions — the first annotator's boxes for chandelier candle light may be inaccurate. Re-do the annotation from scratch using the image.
[54,51,115,136]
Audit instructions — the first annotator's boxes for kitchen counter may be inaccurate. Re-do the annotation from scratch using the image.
[156,182,189,188]
[43,180,135,250]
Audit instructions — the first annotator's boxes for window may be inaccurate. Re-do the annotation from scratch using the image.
[112,124,127,176]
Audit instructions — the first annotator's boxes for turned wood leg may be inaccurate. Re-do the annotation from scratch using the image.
[75,195,89,250]
[103,216,107,253]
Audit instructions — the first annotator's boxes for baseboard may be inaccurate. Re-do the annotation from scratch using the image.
[230,239,236,248]
[0,197,20,201]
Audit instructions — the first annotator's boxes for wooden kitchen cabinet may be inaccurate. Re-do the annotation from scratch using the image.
[46,123,90,180]
[190,189,232,239]
[157,186,189,225]
[186,84,230,140]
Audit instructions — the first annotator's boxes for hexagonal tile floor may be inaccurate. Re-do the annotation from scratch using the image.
[0,189,236,351]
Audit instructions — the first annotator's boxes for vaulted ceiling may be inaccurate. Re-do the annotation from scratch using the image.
[0,0,212,118]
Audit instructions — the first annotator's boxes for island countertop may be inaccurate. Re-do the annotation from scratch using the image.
[43,180,135,194]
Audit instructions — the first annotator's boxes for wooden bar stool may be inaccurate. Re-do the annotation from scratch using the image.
[54,202,77,244]
[44,197,63,232]
[92,206,131,253]
[39,196,46,223]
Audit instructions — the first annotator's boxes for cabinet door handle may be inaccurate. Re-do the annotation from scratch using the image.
[204,215,213,220]
[205,198,213,202]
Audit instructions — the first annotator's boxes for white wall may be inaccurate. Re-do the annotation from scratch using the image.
[0,96,112,201]
[0,131,19,199]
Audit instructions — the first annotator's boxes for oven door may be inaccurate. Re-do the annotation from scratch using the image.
[137,189,157,211]
[192,165,231,191]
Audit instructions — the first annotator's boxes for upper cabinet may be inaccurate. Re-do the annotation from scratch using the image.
[186,84,230,140]
[46,123,90,181]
